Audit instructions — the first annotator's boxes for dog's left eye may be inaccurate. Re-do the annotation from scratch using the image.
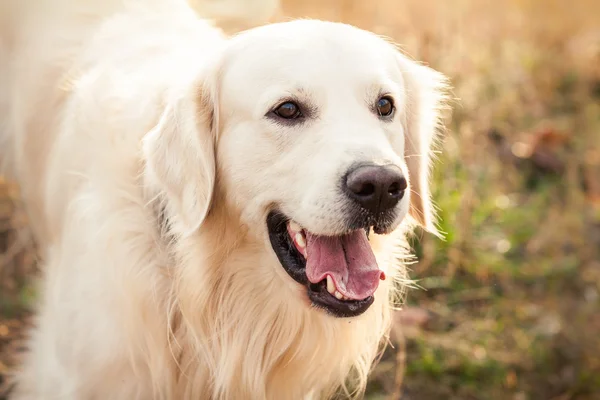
[272,101,303,120]
[376,96,395,118]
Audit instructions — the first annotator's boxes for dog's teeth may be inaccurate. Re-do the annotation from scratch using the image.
[289,220,302,233]
[295,232,306,248]
[326,276,335,294]
[334,291,343,300]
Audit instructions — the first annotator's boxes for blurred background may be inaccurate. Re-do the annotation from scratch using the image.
[1,0,599,399]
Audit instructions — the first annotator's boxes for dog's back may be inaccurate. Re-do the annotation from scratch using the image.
[0,0,277,246]
[0,0,277,176]
[0,0,134,245]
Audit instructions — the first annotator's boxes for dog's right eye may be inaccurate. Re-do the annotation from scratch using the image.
[272,101,303,120]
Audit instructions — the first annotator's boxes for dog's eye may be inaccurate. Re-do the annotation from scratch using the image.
[273,101,302,120]
[376,96,394,117]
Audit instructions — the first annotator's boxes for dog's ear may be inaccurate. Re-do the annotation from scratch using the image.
[143,81,217,236]
[397,54,449,237]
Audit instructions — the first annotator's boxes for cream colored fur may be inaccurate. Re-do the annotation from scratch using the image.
[0,0,448,398]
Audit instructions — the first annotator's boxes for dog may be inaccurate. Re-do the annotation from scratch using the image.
[0,0,448,398]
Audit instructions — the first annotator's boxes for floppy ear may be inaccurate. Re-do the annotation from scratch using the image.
[143,82,217,236]
[398,54,449,237]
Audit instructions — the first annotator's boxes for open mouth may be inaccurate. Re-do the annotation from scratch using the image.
[267,211,386,318]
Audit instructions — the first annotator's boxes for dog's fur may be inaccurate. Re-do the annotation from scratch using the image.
[0,0,448,398]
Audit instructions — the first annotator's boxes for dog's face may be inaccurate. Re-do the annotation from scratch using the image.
[144,20,447,318]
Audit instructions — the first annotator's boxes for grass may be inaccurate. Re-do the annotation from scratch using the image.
[2,0,600,399]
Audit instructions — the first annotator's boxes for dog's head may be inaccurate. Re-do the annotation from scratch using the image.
[144,20,447,318]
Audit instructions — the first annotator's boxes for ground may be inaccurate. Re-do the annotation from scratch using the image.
[1,0,600,399]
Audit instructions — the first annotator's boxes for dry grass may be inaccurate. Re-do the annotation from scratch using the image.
[1,0,600,399]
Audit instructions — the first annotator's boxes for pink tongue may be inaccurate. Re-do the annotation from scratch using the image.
[305,230,384,300]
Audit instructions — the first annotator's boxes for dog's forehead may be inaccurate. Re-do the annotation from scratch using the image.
[220,20,400,98]
[229,19,393,55]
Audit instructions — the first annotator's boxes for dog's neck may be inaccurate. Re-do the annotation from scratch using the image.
[150,187,396,399]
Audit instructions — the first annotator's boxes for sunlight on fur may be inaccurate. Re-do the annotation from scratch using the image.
[0,0,449,398]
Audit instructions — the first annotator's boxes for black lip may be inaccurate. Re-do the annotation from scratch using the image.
[307,281,374,318]
[266,211,308,285]
[267,211,375,318]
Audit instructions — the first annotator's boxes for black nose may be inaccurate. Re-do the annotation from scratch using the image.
[344,164,407,215]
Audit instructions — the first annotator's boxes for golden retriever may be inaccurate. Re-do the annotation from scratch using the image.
[0,0,448,398]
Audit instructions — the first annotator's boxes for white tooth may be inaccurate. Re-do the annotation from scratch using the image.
[289,220,301,232]
[326,276,335,294]
[295,233,306,248]
[334,291,343,300]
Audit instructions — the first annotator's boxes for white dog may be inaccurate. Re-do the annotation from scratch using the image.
[0,0,448,398]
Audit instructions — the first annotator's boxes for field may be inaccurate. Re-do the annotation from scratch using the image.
[1,0,600,399]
